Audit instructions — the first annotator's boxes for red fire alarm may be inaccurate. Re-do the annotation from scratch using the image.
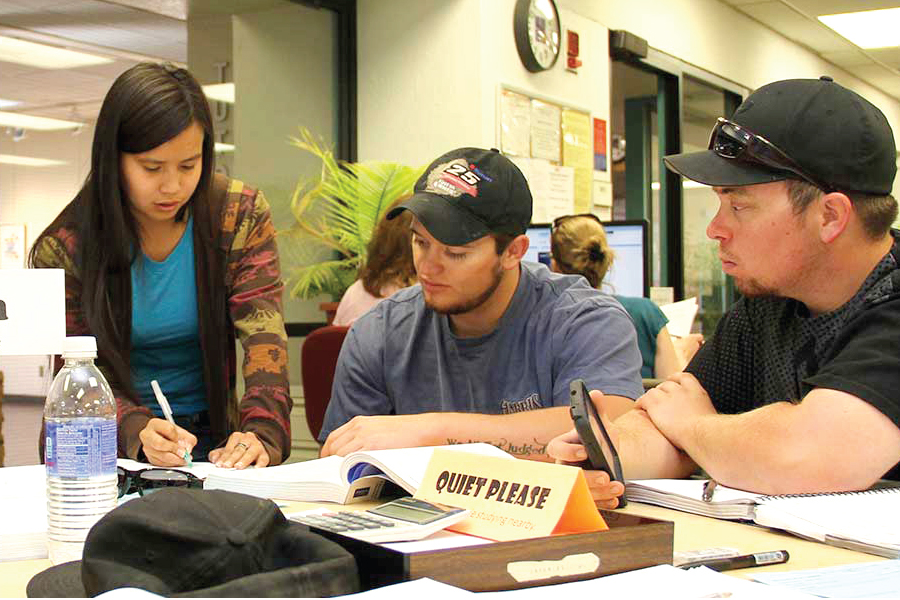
[567,29,582,71]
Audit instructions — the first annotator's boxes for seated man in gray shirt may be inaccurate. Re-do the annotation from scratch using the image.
[319,147,643,463]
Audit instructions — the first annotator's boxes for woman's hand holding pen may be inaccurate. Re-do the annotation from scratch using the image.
[209,431,269,469]
[139,418,198,467]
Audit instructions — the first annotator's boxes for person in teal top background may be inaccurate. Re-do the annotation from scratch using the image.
[550,214,682,379]
[612,294,669,378]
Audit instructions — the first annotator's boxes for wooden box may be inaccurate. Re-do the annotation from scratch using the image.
[311,510,674,592]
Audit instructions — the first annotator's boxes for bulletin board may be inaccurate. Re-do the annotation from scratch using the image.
[498,85,608,219]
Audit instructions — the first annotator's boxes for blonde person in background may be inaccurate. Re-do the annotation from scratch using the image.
[550,214,683,379]
[333,197,417,326]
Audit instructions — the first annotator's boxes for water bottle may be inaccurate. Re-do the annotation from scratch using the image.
[44,336,117,564]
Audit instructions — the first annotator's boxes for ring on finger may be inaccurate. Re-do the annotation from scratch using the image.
[235,442,249,450]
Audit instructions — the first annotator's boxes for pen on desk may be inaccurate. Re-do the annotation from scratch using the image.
[680,550,790,572]
[702,478,717,502]
[150,379,193,467]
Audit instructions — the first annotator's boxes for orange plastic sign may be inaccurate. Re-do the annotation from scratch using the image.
[415,448,608,541]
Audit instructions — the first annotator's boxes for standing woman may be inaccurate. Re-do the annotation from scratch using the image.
[30,63,291,469]
[550,215,682,380]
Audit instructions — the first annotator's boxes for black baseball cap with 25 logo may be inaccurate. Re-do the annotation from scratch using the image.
[664,76,897,195]
[388,147,533,246]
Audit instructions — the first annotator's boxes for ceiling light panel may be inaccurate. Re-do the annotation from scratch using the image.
[0,34,113,69]
[0,111,82,131]
[203,83,234,104]
[819,8,900,49]
[0,154,67,167]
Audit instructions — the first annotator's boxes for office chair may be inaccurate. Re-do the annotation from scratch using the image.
[0,371,5,467]
[300,325,349,441]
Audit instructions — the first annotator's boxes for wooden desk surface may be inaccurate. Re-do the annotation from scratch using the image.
[1,501,883,598]
[619,502,884,576]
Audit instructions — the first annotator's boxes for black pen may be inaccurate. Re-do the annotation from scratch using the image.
[702,478,717,502]
[680,550,790,572]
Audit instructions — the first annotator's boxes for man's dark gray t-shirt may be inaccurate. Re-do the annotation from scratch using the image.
[319,262,643,442]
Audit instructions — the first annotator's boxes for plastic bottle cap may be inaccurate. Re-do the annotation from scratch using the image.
[62,336,98,358]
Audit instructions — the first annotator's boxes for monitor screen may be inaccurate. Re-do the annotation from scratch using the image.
[523,224,552,267]
[523,219,648,298]
[602,220,648,298]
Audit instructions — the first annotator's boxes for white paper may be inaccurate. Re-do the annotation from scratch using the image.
[530,99,561,162]
[475,565,814,599]
[753,561,900,598]
[500,90,531,158]
[659,297,699,338]
[0,269,65,356]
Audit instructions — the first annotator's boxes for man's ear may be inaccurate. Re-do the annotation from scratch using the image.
[819,192,852,244]
[501,234,529,269]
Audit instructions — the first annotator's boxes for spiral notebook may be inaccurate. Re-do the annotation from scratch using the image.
[626,479,900,558]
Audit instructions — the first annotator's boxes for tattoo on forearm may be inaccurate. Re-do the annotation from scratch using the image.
[446,437,548,456]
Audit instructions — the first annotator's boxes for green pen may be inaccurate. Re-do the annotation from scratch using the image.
[150,379,194,467]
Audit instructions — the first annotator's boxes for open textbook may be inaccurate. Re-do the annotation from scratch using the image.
[626,479,900,558]
[204,443,514,504]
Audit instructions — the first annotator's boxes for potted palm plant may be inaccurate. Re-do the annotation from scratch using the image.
[280,129,422,322]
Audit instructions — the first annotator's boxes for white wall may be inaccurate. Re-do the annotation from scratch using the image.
[0,127,94,255]
[562,0,900,140]
[232,2,338,323]
[357,0,484,165]
[358,0,611,172]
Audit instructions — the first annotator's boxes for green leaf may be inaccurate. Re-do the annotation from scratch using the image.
[278,128,424,300]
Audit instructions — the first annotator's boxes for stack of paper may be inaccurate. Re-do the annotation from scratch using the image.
[626,479,764,520]
[659,297,699,338]
[0,464,48,561]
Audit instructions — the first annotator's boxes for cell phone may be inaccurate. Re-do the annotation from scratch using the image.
[568,378,627,507]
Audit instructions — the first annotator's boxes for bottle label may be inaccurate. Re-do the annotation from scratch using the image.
[46,418,117,478]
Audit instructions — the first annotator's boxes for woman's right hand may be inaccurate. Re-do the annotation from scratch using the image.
[139,418,197,467]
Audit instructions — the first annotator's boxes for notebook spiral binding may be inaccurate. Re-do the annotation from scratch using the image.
[759,485,900,502]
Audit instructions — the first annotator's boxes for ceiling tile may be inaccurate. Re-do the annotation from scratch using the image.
[819,48,876,67]
[865,46,900,69]
[738,2,857,53]
[790,1,900,17]
[848,63,900,96]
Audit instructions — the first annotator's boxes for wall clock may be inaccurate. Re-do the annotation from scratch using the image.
[514,0,561,73]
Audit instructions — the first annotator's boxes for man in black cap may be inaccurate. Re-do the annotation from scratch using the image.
[550,76,900,504]
[320,147,643,464]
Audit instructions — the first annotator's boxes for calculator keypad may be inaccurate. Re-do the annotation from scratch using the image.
[294,511,398,533]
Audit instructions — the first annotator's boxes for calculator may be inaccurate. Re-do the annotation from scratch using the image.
[289,497,470,543]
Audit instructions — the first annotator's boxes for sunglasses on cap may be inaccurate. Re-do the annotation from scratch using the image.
[117,466,203,499]
[709,117,833,192]
[552,213,602,230]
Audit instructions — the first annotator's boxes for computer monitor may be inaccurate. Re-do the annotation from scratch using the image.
[523,224,552,267]
[523,219,648,298]
[602,220,649,298]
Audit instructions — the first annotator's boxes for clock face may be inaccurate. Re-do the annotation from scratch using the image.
[527,0,560,70]
[514,0,561,72]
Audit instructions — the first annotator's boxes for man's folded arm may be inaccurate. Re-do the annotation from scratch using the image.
[675,389,900,494]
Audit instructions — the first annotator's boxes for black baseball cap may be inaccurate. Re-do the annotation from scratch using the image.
[27,488,359,598]
[665,76,897,195]
[388,147,533,246]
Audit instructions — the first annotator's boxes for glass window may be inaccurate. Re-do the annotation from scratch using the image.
[680,76,732,336]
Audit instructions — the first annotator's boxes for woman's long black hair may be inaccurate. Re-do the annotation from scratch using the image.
[30,62,216,400]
